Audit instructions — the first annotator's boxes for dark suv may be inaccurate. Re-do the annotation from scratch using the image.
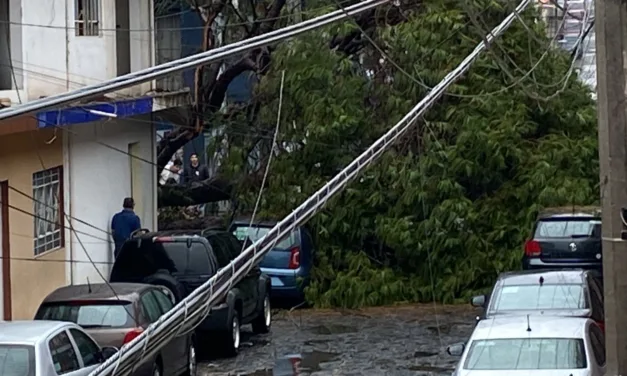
[109,229,272,356]
[522,206,602,270]
[470,269,605,332]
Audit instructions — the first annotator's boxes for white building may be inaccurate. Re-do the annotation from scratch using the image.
[0,0,190,318]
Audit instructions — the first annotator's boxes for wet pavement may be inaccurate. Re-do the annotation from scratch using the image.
[199,304,478,375]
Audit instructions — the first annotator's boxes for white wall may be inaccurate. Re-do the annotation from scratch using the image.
[65,116,157,285]
[16,0,154,101]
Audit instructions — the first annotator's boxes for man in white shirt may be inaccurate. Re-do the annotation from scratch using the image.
[159,158,183,185]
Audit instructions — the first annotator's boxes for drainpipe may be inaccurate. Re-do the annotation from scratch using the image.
[63,129,73,285]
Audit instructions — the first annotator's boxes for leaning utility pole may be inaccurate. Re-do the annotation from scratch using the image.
[595,0,627,373]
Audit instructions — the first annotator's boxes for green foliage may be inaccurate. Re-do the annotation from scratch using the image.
[213,0,599,307]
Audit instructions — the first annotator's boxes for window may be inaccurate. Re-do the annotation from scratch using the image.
[48,331,80,375]
[69,329,100,367]
[535,218,601,238]
[232,226,296,250]
[75,0,100,36]
[152,289,174,314]
[188,243,212,275]
[589,325,606,366]
[162,243,190,274]
[0,345,35,376]
[489,284,586,312]
[464,338,587,370]
[36,302,134,328]
[140,292,162,323]
[33,166,63,255]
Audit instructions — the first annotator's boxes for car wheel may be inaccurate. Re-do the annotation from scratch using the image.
[223,311,240,357]
[252,293,272,334]
[185,341,197,376]
[152,361,162,376]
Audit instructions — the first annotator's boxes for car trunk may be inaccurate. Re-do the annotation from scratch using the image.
[534,217,601,261]
[232,225,300,269]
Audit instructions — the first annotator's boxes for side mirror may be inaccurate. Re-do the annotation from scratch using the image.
[446,343,465,357]
[470,295,486,308]
[100,347,118,361]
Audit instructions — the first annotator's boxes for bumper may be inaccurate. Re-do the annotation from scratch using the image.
[261,267,309,299]
[196,303,230,332]
[523,257,602,271]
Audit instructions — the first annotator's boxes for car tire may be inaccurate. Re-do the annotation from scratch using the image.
[222,310,240,357]
[252,292,271,334]
[152,361,162,376]
[185,341,197,376]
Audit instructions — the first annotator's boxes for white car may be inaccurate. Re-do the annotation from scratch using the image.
[0,320,118,376]
[446,316,606,376]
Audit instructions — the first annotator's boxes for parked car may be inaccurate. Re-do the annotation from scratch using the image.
[35,282,195,376]
[446,316,606,375]
[229,218,315,301]
[522,206,602,271]
[470,269,604,331]
[109,230,271,356]
[0,320,118,376]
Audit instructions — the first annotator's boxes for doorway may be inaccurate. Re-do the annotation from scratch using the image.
[128,142,142,218]
[0,181,11,320]
[115,0,130,76]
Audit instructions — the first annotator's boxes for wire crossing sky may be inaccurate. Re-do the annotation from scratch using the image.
[87,0,533,375]
[0,0,388,121]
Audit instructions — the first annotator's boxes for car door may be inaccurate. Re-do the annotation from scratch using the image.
[222,233,258,317]
[67,328,102,375]
[47,329,90,376]
[140,290,176,376]
[153,287,188,374]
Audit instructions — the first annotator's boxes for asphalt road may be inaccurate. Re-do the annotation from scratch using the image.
[199,304,477,375]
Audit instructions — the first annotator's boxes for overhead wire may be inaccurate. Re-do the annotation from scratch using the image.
[0,0,392,120]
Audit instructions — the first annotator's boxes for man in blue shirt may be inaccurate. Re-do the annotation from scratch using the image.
[111,197,141,258]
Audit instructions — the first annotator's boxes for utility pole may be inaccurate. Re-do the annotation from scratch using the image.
[595,0,627,373]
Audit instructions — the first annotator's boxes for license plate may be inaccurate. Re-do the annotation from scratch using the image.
[270,277,284,287]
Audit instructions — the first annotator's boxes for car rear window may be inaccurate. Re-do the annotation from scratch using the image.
[36,301,134,328]
[0,345,34,376]
[534,218,601,238]
[232,226,296,250]
[464,338,586,370]
[490,284,586,311]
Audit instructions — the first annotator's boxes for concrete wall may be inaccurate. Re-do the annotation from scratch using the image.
[0,128,66,319]
[5,0,154,101]
[65,116,157,286]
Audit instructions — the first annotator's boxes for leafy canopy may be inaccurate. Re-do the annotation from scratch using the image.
[214,0,598,307]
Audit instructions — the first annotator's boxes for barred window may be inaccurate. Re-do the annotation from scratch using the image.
[33,166,63,255]
[75,0,100,36]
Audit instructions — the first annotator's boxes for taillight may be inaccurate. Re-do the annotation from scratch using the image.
[596,320,605,333]
[288,246,300,269]
[524,240,541,257]
[123,328,144,344]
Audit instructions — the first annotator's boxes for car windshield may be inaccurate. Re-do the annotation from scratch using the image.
[489,284,586,312]
[535,219,601,238]
[0,345,35,376]
[464,338,587,370]
[36,302,134,328]
[232,226,296,250]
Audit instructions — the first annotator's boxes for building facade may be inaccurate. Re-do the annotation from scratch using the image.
[0,0,190,319]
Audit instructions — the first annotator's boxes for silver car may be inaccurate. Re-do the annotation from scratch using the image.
[446,316,606,376]
[0,320,118,376]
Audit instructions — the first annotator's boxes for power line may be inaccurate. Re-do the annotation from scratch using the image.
[0,0,390,121]
[87,1,533,374]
